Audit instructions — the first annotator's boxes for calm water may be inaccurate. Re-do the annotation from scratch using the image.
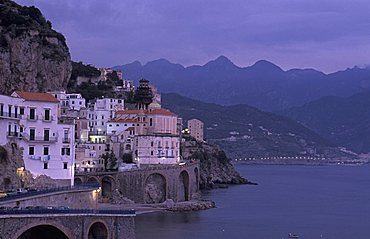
[136,164,370,239]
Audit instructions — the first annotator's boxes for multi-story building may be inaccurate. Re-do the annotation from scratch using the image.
[0,91,75,185]
[112,108,181,165]
[188,118,204,142]
[88,97,124,135]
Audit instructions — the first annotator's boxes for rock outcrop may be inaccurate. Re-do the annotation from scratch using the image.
[0,0,71,95]
[181,140,248,189]
[0,142,24,191]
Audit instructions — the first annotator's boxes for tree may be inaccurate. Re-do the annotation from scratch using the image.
[101,151,118,171]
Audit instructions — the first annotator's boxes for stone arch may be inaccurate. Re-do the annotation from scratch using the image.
[15,222,73,239]
[144,173,167,204]
[101,176,115,199]
[74,177,83,185]
[194,167,199,191]
[87,221,109,239]
[178,170,190,201]
[87,176,99,184]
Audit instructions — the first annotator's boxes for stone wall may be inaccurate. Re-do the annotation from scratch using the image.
[0,189,96,208]
[0,214,135,239]
[76,163,200,204]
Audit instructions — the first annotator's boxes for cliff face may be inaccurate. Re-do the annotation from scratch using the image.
[0,142,24,191]
[0,0,71,94]
[181,141,247,189]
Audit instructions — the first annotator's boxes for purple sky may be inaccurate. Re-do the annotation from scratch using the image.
[16,0,370,73]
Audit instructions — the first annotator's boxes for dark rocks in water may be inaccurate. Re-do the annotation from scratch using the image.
[181,140,248,189]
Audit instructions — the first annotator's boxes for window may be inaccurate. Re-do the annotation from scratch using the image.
[43,163,48,169]
[8,105,11,117]
[29,128,35,141]
[29,108,35,120]
[20,107,24,115]
[43,146,49,155]
[151,151,154,156]
[149,118,153,126]
[63,162,68,169]
[29,146,34,155]
[151,141,154,147]
[102,115,104,119]
[44,109,50,121]
[43,129,50,141]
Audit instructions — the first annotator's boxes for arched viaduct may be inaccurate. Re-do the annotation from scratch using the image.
[0,212,135,239]
[75,163,200,204]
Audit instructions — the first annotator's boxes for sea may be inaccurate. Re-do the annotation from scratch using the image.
[136,164,370,239]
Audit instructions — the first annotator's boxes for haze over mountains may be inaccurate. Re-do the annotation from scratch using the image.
[114,56,370,111]
[162,93,354,160]
[279,90,370,154]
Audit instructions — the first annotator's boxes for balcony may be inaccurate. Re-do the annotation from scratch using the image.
[27,115,38,121]
[0,112,22,120]
[62,138,71,143]
[6,132,23,139]
[23,133,58,143]
[88,131,106,136]
[29,155,50,161]
[42,115,54,122]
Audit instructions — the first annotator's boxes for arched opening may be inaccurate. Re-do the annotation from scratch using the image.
[18,225,68,239]
[179,171,190,201]
[88,221,108,239]
[87,177,99,184]
[144,173,166,204]
[101,176,114,199]
[125,144,131,151]
[74,177,83,185]
[194,167,199,191]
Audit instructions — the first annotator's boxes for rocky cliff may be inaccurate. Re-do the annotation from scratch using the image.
[0,142,24,191]
[0,0,71,94]
[181,141,247,189]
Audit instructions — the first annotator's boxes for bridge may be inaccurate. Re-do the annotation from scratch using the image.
[75,162,200,204]
[0,208,135,239]
[0,183,100,208]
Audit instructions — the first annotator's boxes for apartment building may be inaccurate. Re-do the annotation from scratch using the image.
[0,91,75,185]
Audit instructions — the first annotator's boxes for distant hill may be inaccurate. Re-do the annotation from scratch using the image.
[279,90,370,153]
[161,93,355,160]
[114,56,370,111]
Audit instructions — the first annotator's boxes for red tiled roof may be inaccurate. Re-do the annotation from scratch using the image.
[14,91,59,103]
[115,109,143,115]
[125,127,135,131]
[147,108,177,116]
[109,118,137,123]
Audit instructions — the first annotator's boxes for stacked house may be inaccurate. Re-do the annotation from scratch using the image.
[0,91,75,185]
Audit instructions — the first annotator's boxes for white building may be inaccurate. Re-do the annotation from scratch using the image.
[112,108,181,165]
[88,97,124,135]
[0,91,75,185]
[188,118,204,142]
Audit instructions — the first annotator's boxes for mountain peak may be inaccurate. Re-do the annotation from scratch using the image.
[204,55,236,68]
[251,60,283,72]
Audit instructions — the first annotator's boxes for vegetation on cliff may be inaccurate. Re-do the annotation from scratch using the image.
[181,140,247,189]
[0,0,71,94]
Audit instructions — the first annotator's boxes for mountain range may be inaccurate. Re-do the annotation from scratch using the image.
[279,90,370,154]
[114,56,370,111]
[161,93,354,160]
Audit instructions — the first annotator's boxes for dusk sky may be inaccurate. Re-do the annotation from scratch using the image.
[17,0,370,72]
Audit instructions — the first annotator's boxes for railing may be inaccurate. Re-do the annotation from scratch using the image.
[0,208,135,216]
[22,133,58,143]
[0,112,22,120]
[88,131,106,136]
[26,115,38,121]
[62,138,71,143]
[0,183,101,202]
[6,132,23,138]
[42,116,54,122]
